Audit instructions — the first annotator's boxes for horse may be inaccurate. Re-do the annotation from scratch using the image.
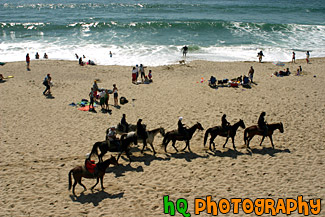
[203,119,245,151]
[163,122,204,153]
[244,122,284,149]
[110,123,146,135]
[68,155,118,196]
[124,127,165,155]
[90,133,138,163]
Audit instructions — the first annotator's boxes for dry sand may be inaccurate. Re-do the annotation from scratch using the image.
[0,58,324,216]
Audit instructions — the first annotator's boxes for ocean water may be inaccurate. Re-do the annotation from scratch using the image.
[0,0,325,66]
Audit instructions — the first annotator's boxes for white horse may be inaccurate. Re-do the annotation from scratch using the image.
[123,127,165,155]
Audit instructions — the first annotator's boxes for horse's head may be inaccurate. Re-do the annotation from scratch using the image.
[279,122,284,133]
[109,155,119,166]
[239,119,246,129]
[196,122,204,131]
[159,127,166,136]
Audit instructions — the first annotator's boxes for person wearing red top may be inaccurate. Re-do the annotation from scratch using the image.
[85,153,97,175]
[26,53,30,71]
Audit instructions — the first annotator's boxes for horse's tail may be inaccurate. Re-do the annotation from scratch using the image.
[68,169,73,190]
[162,133,169,147]
[244,128,249,144]
[203,128,211,147]
[90,142,100,158]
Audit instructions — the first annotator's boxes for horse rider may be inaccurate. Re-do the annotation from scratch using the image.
[85,153,98,176]
[178,117,189,139]
[221,114,231,136]
[106,126,120,149]
[120,113,129,133]
[258,112,268,136]
[137,119,147,147]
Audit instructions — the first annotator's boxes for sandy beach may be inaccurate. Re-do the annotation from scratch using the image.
[0,58,324,216]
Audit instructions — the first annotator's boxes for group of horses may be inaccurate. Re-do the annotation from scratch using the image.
[68,119,284,196]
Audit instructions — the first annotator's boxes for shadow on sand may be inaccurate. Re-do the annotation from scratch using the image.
[207,148,245,159]
[248,147,290,157]
[70,190,124,206]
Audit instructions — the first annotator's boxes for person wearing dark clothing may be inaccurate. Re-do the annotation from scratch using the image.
[43,74,51,95]
[137,119,147,147]
[221,114,230,136]
[121,114,129,132]
[178,117,189,139]
[258,112,268,136]
[181,46,188,57]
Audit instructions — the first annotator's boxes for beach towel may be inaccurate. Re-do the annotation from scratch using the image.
[78,105,94,111]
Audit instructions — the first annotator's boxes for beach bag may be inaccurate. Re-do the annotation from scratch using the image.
[120,97,128,105]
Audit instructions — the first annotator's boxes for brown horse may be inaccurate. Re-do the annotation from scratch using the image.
[244,122,284,149]
[68,155,118,196]
[163,122,204,152]
[203,119,245,151]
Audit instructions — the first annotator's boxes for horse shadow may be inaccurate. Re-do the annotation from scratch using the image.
[248,147,290,157]
[106,163,144,178]
[207,148,245,159]
[169,151,209,162]
[70,190,124,206]
[128,152,171,166]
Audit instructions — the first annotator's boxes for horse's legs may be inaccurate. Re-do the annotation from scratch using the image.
[125,149,132,162]
[223,136,229,148]
[91,177,99,190]
[164,139,170,152]
[269,135,275,149]
[100,176,105,190]
[209,135,217,151]
[72,179,78,196]
[246,135,254,149]
[181,140,190,152]
[259,136,265,146]
[149,142,156,155]
[141,138,147,153]
[172,140,178,152]
[231,136,236,150]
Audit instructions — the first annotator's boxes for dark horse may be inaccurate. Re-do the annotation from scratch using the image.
[244,122,284,149]
[90,133,138,163]
[68,155,118,196]
[203,119,245,151]
[163,122,204,152]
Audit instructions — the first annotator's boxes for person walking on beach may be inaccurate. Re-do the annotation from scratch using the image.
[113,84,118,106]
[181,45,188,57]
[292,52,296,63]
[26,53,30,71]
[248,66,254,83]
[43,74,51,95]
[306,51,310,64]
[257,51,264,63]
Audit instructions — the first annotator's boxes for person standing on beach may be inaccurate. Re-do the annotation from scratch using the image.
[181,45,188,57]
[26,53,30,71]
[104,89,109,111]
[306,51,310,63]
[113,84,118,106]
[292,52,296,63]
[42,74,51,95]
[248,66,254,83]
[257,51,264,63]
[140,64,146,81]
[89,88,95,111]
[132,67,137,83]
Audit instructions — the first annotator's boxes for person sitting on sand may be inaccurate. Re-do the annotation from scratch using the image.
[209,76,216,87]
[242,75,250,85]
[85,153,98,175]
[43,53,48,59]
[143,76,150,84]
[79,57,84,66]
[35,52,40,59]
[148,70,153,82]
[87,60,96,65]
[121,114,129,132]
[42,74,51,95]
[258,112,268,136]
